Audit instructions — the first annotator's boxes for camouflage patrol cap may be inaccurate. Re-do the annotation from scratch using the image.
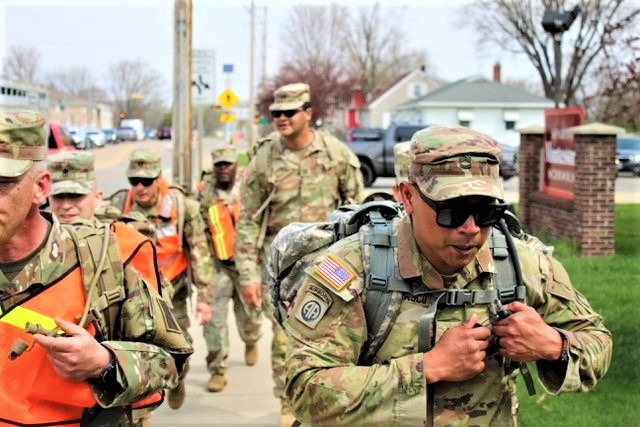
[0,111,47,177]
[211,145,237,164]
[48,151,95,196]
[393,141,411,183]
[409,125,504,201]
[269,83,310,111]
[126,149,162,178]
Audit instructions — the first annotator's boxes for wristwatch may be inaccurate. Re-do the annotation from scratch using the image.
[558,332,569,363]
[89,357,118,389]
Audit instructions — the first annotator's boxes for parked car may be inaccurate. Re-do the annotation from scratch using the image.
[68,127,87,149]
[47,122,76,155]
[616,134,640,176]
[345,123,425,186]
[346,127,384,142]
[115,126,137,142]
[84,129,106,148]
[499,144,519,180]
[145,128,157,139]
[157,126,172,140]
[102,128,118,144]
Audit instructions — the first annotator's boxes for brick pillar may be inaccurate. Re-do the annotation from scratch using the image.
[518,123,623,257]
[572,124,620,256]
[517,126,544,230]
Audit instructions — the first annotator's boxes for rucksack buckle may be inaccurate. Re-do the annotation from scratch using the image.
[445,289,476,306]
[367,275,388,291]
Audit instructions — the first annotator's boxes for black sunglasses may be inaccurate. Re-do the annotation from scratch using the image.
[413,184,507,228]
[271,108,303,119]
[128,177,156,187]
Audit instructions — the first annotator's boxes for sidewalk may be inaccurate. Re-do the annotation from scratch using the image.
[152,309,280,426]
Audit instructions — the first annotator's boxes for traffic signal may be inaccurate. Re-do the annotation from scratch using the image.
[253,115,260,124]
[119,111,126,120]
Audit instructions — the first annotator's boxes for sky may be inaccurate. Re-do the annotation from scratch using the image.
[1,0,540,105]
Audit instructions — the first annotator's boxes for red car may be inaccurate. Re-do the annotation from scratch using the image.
[157,126,172,140]
[47,122,76,155]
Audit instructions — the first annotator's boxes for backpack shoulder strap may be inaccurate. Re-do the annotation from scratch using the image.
[168,186,187,252]
[63,223,125,341]
[359,211,412,365]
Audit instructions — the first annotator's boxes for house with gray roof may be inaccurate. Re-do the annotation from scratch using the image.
[390,74,554,147]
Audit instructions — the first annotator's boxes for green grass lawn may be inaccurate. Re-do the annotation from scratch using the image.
[516,204,640,426]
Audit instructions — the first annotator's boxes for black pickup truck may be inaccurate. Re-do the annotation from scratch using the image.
[346,123,518,187]
[345,123,424,187]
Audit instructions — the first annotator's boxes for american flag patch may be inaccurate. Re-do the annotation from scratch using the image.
[315,254,355,291]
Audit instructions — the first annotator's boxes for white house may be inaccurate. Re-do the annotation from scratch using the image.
[356,66,446,129]
[390,73,554,147]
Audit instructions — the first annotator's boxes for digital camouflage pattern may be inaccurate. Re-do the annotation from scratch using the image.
[199,181,262,376]
[284,214,612,426]
[0,110,47,177]
[393,141,411,183]
[269,83,311,111]
[126,149,162,178]
[410,125,504,201]
[47,150,95,195]
[0,212,192,409]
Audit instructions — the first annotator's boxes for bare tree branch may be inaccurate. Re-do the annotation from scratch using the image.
[462,0,640,106]
[1,45,41,82]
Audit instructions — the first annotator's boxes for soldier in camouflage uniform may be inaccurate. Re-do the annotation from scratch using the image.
[234,83,365,425]
[0,111,193,425]
[197,145,262,392]
[284,125,612,426]
[107,149,214,410]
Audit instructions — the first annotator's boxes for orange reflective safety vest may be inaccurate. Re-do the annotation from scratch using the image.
[110,222,161,292]
[123,178,188,281]
[109,222,164,414]
[0,267,97,425]
[206,198,240,261]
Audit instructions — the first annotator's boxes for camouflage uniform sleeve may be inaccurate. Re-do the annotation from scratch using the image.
[234,161,265,286]
[183,198,215,305]
[283,238,426,425]
[519,242,612,394]
[336,141,365,205]
[91,263,193,407]
[104,188,128,211]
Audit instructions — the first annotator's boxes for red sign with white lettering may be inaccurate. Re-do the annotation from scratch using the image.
[543,107,585,200]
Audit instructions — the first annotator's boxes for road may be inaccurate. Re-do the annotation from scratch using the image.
[86,138,638,426]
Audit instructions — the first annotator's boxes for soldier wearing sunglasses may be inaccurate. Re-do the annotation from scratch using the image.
[284,125,611,426]
[234,82,365,425]
[107,149,215,410]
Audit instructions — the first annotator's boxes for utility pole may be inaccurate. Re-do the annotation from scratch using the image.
[248,0,256,151]
[172,0,192,191]
[261,7,267,89]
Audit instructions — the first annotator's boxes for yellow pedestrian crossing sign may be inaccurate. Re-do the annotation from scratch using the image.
[220,113,236,123]
[218,89,239,110]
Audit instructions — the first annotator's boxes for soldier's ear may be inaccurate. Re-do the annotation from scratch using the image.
[34,171,51,207]
[398,182,415,214]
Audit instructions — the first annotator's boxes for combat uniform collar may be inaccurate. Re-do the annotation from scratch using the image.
[0,211,74,294]
[396,214,496,291]
[277,130,323,155]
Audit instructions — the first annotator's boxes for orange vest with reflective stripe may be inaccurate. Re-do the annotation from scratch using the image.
[123,179,188,281]
[0,267,96,425]
[207,198,240,261]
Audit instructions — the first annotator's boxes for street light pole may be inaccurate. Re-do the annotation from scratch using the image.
[553,33,562,108]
